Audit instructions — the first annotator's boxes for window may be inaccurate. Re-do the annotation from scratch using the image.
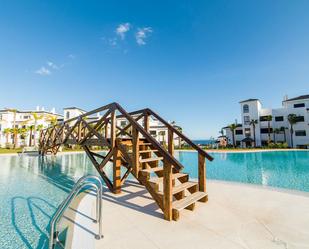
[150,130,157,136]
[0,114,2,120]
[0,124,1,131]
[66,112,70,119]
[120,121,127,127]
[295,116,305,122]
[259,116,269,122]
[244,116,250,125]
[235,130,243,135]
[275,116,284,122]
[295,130,306,136]
[294,103,305,108]
[260,128,273,134]
[243,104,249,113]
[244,128,251,137]
[23,115,30,119]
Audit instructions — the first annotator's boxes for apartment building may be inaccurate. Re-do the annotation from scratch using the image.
[223,95,309,148]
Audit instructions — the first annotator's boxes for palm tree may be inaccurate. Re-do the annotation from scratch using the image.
[47,115,58,126]
[266,115,273,144]
[31,112,43,146]
[228,123,237,148]
[28,125,35,146]
[288,114,298,148]
[249,119,258,147]
[273,128,280,143]
[3,128,11,144]
[280,126,287,143]
[19,128,28,146]
[8,109,17,148]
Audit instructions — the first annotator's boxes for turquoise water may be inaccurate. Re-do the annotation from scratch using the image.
[0,151,309,248]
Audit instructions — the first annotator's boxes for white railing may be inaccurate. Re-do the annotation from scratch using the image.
[49,175,103,249]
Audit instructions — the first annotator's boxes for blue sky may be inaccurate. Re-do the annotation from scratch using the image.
[1,0,309,139]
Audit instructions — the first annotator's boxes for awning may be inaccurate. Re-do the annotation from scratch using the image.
[241,137,254,143]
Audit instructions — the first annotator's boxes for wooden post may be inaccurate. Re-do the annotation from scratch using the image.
[78,120,82,141]
[168,129,174,156]
[198,153,206,192]
[144,111,149,132]
[111,111,116,147]
[132,128,140,177]
[113,147,122,194]
[163,159,172,221]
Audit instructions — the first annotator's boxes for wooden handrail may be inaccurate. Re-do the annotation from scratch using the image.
[145,108,214,161]
[114,103,184,171]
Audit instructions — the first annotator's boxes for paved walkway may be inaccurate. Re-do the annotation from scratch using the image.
[70,180,309,249]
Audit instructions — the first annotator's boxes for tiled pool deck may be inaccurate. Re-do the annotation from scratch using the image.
[69,180,309,249]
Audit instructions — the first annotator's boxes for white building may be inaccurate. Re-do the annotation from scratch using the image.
[0,107,63,148]
[223,95,309,148]
[64,107,183,147]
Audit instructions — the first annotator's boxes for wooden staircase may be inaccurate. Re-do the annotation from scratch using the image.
[39,102,214,221]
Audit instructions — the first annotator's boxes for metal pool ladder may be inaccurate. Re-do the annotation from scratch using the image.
[49,175,103,249]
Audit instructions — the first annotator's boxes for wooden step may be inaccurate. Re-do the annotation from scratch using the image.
[139,142,152,146]
[140,157,163,163]
[173,191,207,211]
[139,149,158,154]
[157,181,198,196]
[148,173,188,185]
[140,166,164,174]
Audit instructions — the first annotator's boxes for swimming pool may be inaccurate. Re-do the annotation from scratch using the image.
[0,150,308,248]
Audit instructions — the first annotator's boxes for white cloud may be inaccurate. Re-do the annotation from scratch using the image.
[35,66,51,76]
[115,23,130,40]
[68,54,75,59]
[47,61,59,69]
[109,37,118,46]
[135,27,153,45]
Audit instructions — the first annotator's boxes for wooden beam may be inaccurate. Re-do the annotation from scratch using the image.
[168,129,174,157]
[163,159,172,221]
[144,111,149,132]
[111,110,116,148]
[82,145,114,191]
[198,153,206,192]
[113,147,122,194]
[132,128,140,177]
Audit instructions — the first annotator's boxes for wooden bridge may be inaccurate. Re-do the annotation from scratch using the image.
[39,103,214,221]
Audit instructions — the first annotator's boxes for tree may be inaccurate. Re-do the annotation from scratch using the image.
[266,115,273,144]
[7,109,17,148]
[31,112,43,146]
[47,115,58,126]
[19,128,28,146]
[288,114,298,148]
[249,119,258,147]
[228,124,237,148]
[28,125,35,146]
[280,126,287,143]
[273,128,280,143]
[3,128,11,144]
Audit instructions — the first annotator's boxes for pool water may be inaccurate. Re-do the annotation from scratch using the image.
[0,151,309,248]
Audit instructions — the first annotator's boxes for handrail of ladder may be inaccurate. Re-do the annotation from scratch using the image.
[49,175,103,249]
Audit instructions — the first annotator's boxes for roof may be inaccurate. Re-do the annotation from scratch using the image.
[283,94,309,102]
[239,98,259,103]
[63,107,86,112]
[0,109,63,117]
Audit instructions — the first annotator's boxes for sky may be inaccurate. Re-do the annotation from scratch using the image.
[1,0,309,139]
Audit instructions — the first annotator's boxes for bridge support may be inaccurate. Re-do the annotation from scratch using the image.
[113,147,122,194]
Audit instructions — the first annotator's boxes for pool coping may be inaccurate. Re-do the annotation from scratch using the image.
[1,148,308,157]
